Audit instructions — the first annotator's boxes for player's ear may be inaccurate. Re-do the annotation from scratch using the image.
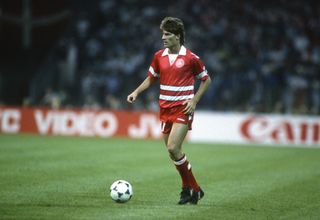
[176,34,180,41]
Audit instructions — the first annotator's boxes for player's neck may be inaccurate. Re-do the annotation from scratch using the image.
[168,45,181,54]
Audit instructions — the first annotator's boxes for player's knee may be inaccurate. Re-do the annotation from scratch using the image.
[167,143,179,158]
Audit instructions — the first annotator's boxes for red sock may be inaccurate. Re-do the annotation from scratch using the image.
[174,155,200,192]
[174,155,189,188]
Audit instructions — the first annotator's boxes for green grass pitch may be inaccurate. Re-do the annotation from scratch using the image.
[0,134,319,220]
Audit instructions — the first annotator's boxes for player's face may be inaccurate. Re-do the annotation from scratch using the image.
[162,30,180,49]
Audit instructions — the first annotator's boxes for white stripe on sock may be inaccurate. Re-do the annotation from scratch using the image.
[173,155,187,166]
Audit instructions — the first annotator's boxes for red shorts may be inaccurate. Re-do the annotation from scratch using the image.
[160,105,194,134]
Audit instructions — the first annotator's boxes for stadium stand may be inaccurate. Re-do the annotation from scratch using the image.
[1,0,319,114]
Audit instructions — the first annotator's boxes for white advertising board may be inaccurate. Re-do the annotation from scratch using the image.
[191,111,320,147]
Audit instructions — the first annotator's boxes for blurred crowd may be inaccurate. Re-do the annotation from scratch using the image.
[33,0,320,114]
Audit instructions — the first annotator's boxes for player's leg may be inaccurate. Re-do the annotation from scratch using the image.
[166,123,204,204]
[165,123,189,204]
[163,123,189,189]
[166,122,188,160]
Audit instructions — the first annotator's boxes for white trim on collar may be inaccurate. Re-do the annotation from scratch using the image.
[162,45,187,56]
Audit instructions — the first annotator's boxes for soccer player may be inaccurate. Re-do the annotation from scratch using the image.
[127,17,211,205]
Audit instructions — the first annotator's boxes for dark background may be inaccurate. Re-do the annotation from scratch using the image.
[0,0,319,114]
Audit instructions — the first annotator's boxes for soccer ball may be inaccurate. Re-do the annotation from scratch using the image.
[109,180,133,203]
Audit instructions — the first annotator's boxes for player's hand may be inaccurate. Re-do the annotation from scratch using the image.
[182,99,196,114]
[127,92,138,103]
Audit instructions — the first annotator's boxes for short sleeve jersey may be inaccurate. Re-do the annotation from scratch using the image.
[148,45,209,108]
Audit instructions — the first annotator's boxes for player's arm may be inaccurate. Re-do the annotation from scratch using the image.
[183,76,211,114]
[127,76,156,103]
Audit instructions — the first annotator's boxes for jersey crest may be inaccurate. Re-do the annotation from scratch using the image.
[175,58,185,68]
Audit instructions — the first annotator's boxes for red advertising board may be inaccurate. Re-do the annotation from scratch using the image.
[0,107,162,139]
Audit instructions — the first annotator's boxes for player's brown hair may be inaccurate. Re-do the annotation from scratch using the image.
[160,17,185,45]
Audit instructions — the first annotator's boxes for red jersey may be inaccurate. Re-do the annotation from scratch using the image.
[148,46,209,108]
